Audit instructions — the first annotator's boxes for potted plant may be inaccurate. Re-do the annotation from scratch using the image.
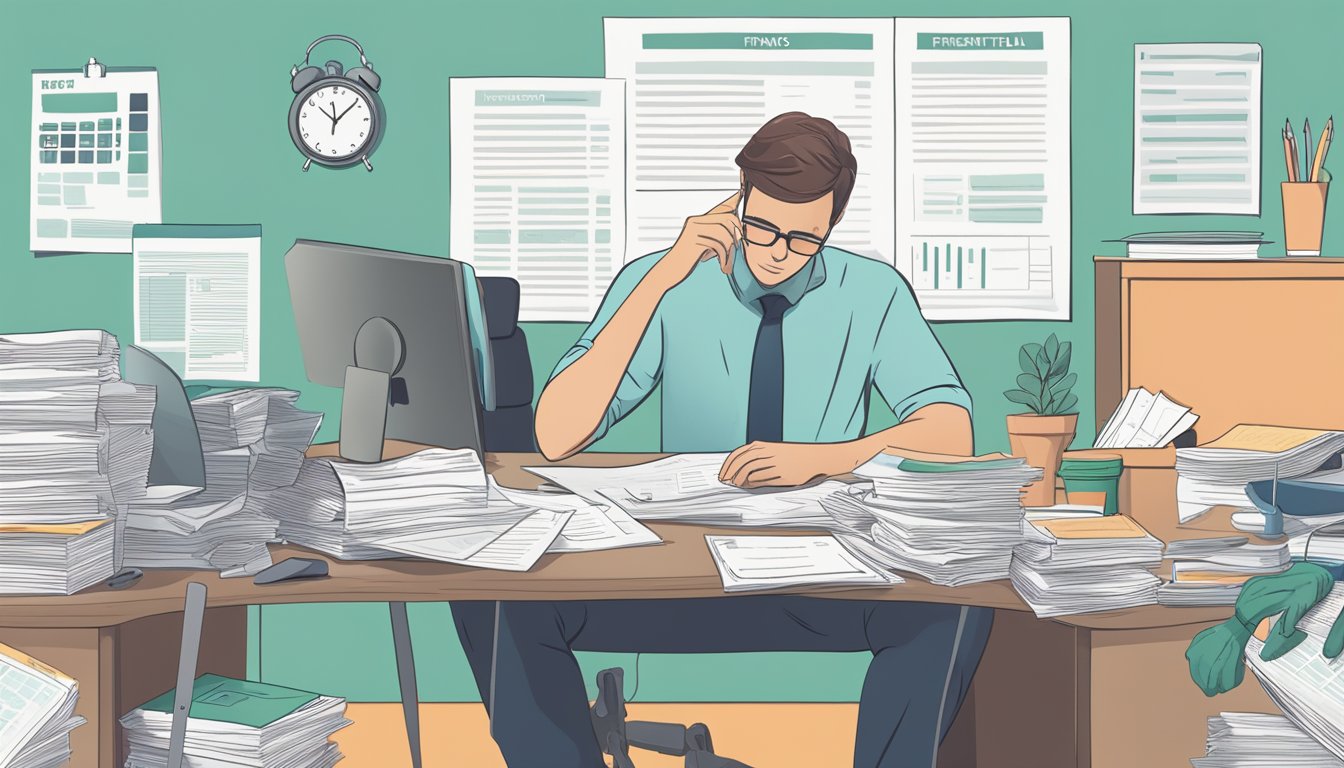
[1004,333,1078,507]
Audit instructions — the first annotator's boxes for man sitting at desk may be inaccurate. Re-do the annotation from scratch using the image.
[453,112,990,768]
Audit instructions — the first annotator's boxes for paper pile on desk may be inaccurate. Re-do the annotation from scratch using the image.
[120,674,349,768]
[0,330,157,594]
[528,454,843,529]
[1157,537,1291,606]
[122,389,322,577]
[1192,712,1344,768]
[1176,425,1344,523]
[1245,585,1344,762]
[1009,512,1163,617]
[818,453,1041,587]
[1094,387,1198,449]
[264,449,572,571]
[0,642,84,768]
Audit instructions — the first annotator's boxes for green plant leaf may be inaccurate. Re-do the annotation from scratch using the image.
[1049,342,1073,378]
[1054,392,1079,415]
[1017,347,1036,376]
[1022,343,1044,373]
[1049,372,1077,396]
[1016,373,1041,392]
[1004,389,1042,413]
[1044,333,1059,360]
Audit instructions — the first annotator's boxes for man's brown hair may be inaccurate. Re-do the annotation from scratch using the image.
[734,112,857,226]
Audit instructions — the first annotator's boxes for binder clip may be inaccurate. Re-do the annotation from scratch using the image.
[83,57,105,78]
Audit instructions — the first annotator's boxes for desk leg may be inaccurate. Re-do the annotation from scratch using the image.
[0,607,247,768]
[390,601,424,768]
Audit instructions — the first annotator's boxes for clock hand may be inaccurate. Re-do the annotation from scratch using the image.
[335,100,358,124]
[328,103,338,135]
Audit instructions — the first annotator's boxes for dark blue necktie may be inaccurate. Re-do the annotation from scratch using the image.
[746,294,791,443]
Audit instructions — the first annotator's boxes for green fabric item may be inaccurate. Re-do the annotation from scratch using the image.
[1185,562,1335,697]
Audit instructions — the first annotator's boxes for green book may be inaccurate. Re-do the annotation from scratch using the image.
[895,457,1025,474]
[136,674,320,729]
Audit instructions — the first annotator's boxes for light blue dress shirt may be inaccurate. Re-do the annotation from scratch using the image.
[550,245,972,453]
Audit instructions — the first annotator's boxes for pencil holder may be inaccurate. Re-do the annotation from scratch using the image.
[1282,181,1328,256]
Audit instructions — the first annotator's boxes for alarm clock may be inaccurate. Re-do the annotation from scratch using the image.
[288,34,385,172]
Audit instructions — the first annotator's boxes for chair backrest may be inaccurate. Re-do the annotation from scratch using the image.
[477,276,536,452]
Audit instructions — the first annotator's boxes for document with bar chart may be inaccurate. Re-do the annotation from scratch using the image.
[606,17,895,265]
[29,64,161,255]
[894,18,1071,320]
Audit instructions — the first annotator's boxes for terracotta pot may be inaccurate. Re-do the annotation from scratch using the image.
[1006,413,1079,507]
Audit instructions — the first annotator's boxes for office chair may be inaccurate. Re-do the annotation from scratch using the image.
[591,668,755,768]
[477,276,536,452]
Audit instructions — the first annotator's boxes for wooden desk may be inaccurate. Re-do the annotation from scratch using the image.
[0,442,1281,768]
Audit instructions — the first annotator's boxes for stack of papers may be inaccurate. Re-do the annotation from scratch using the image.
[1246,585,1344,763]
[1192,712,1343,768]
[528,454,845,529]
[1010,513,1163,617]
[820,453,1042,587]
[1176,425,1344,523]
[0,330,156,593]
[1158,537,1291,606]
[1116,231,1266,260]
[1094,387,1198,449]
[705,535,901,593]
[265,449,570,571]
[123,389,323,577]
[120,674,349,768]
[0,642,84,768]
[489,480,661,553]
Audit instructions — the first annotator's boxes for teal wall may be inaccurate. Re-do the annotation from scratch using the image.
[4,0,1337,702]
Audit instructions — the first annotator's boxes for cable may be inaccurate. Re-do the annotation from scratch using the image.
[626,656,642,704]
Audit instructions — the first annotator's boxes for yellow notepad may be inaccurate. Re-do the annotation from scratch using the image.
[1172,571,1256,585]
[1201,424,1329,452]
[0,520,108,536]
[1036,515,1150,540]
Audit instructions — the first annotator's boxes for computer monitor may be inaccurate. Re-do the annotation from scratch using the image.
[284,239,485,462]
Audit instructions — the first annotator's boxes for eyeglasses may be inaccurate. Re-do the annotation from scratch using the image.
[741,215,827,257]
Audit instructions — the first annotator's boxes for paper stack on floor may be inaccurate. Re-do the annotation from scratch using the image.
[528,454,844,529]
[1192,712,1344,768]
[122,389,322,577]
[1010,512,1163,617]
[817,453,1041,587]
[1246,585,1344,762]
[1176,425,1344,523]
[0,330,155,594]
[0,642,84,768]
[265,449,569,571]
[120,674,349,768]
[1157,537,1291,606]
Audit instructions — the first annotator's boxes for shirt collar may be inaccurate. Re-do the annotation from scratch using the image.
[728,243,828,309]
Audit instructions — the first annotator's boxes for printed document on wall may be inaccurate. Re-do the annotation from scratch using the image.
[450,78,626,321]
[894,18,1071,320]
[132,225,261,382]
[1133,43,1262,215]
[30,65,162,254]
[606,18,895,265]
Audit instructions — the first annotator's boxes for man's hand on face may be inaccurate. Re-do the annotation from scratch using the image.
[718,441,853,489]
[652,191,742,288]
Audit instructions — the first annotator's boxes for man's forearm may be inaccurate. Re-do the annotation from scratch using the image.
[534,264,676,460]
[836,403,974,473]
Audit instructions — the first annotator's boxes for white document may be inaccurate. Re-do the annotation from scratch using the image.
[605,18,895,264]
[381,510,571,572]
[1133,44,1262,215]
[894,19,1071,320]
[706,534,899,592]
[30,64,161,254]
[527,454,731,504]
[0,642,78,768]
[132,224,261,382]
[450,78,626,321]
[489,480,662,552]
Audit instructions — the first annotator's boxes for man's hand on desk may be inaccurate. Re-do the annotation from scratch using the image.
[718,441,859,489]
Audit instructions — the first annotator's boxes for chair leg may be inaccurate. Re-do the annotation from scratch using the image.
[390,601,423,768]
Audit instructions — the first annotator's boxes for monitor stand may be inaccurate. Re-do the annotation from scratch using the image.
[339,317,405,463]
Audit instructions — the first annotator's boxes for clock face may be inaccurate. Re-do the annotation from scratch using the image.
[294,82,375,161]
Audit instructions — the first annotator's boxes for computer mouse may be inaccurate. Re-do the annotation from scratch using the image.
[107,567,144,590]
[253,557,329,585]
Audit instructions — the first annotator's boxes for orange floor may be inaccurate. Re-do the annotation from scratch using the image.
[337,702,858,767]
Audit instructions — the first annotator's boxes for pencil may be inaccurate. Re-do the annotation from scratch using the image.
[1305,118,1314,181]
[1284,126,1296,182]
[1313,116,1334,182]
[1286,119,1301,182]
